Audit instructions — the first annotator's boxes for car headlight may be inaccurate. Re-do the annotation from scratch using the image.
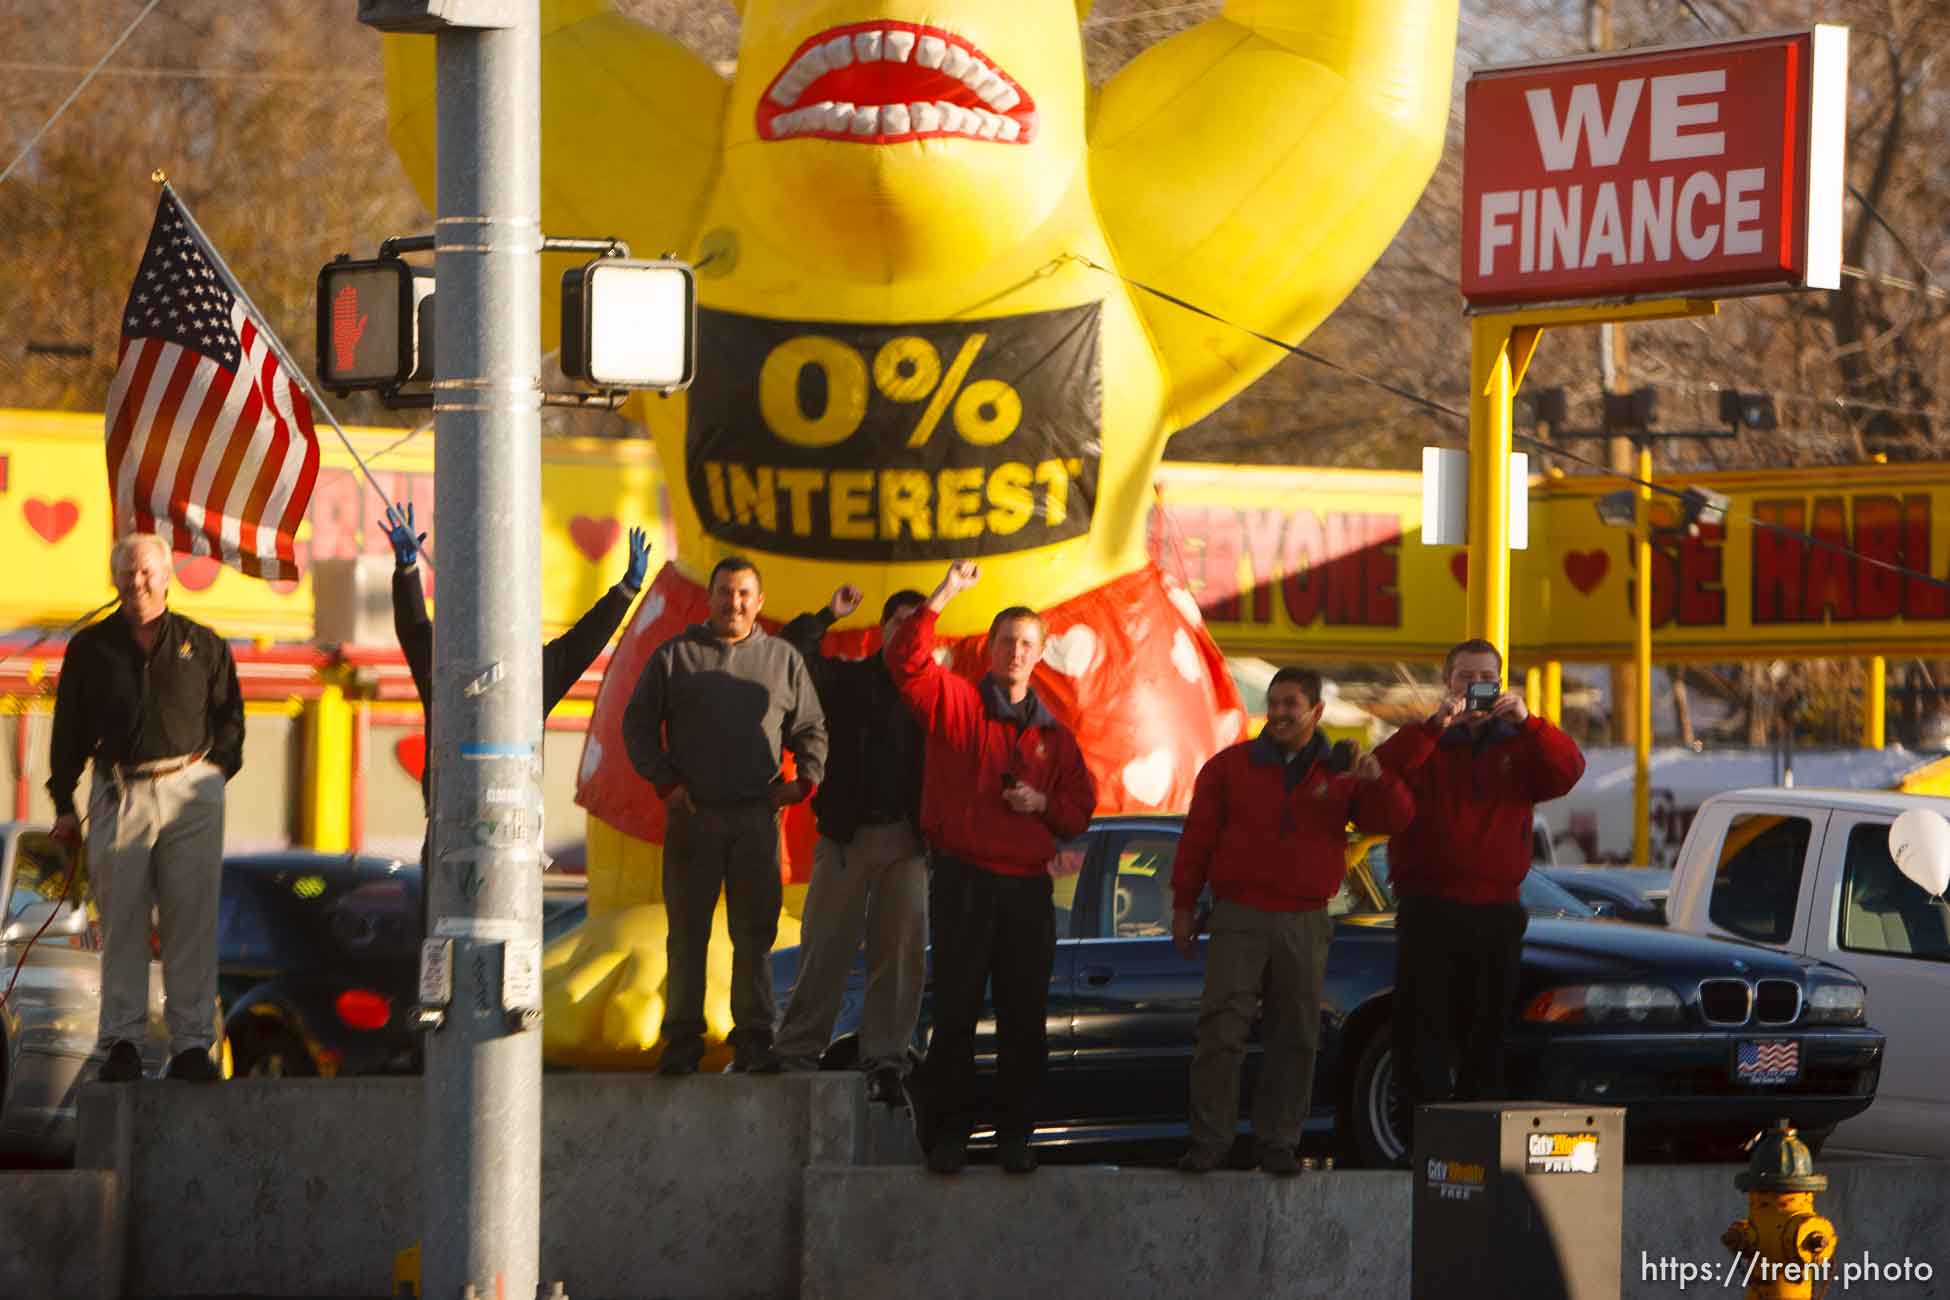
[1803,981,1866,1025]
[1522,983,1684,1026]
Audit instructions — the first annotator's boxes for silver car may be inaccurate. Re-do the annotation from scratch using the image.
[0,823,170,1160]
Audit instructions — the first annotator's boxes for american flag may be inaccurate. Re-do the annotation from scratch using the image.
[104,191,318,582]
[1736,1039,1799,1084]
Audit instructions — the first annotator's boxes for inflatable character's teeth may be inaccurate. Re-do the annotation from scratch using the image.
[941,45,973,81]
[959,60,996,95]
[995,116,1021,142]
[981,81,1019,113]
[932,101,965,133]
[882,30,916,63]
[820,34,854,72]
[909,101,942,133]
[848,106,879,135]
[975,109,1004,140]
[969,68,1004,102]
[915,35,947,69]
[853,31,883,62]
[881,103,912,135]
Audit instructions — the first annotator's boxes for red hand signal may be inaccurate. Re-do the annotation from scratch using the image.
[331,284,370,372]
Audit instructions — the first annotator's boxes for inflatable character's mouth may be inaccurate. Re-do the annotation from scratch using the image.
[757,22,1037,145]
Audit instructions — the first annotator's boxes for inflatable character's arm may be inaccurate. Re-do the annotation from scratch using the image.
[384,0,727,319]
[1088,0,1457,430]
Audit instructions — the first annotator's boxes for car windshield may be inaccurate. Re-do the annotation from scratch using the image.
[1360,843,1596,918]
[222,863,420,968]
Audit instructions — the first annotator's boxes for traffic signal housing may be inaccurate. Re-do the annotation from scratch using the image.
[560,258,696,392]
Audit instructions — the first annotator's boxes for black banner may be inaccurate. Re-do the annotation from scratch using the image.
[685,303,1102,562]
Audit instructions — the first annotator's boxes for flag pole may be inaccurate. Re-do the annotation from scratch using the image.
[153,173,434,568]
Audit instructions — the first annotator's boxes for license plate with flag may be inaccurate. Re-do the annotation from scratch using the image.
[1735,1039,1800,1085]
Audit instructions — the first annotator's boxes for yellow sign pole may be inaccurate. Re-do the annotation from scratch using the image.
[1463,299,1716,867]
[1466,301,1715,670]
[1864,656,1886,750]
[1634,442,1654,866]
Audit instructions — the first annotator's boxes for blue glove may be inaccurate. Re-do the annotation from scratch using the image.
[623,525,651,592]
[385,502,426,568]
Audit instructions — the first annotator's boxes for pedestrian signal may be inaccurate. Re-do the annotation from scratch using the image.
[561,258,696,392]
[316,256,416,392]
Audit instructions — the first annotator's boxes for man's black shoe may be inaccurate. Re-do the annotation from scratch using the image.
[999,1137,1039,1175]
[924,1138,967,1175]
[727,1044,777,1074]
[164,1047,218,1083]
[1258,1146,1303,1177]
[866,1064,903,1105]
[1176,1146,1223,1174]
[655,1041,703,1077]
[98,1040,142,1083]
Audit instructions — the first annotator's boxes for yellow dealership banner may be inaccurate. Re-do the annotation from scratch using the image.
[9,408,1949,662]
[0,409,670,641]
[1149,461,1950,663]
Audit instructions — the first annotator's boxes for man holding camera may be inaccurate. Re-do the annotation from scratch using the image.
[1375,638,1585,1135]
[1171,667,1412,1174]
[885,560,1097,1175]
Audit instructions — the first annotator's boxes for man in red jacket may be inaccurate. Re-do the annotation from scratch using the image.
[1170,667,1414,1174]
[886,560,1098,1176]
[1375,638,1586,1141]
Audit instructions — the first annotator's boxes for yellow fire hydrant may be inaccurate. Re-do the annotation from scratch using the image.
[1722,1119,1836,1300]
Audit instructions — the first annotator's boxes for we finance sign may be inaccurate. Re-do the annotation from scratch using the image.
[1463,28,1847,307]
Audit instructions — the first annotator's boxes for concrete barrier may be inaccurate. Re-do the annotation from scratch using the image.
[0,1170,123,1300]
[70,1078,1950,1299]
[78,1072,897,1299]
[803,1158,1950,1300]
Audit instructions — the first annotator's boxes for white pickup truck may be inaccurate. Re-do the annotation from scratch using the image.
[1663,788,1950,1157]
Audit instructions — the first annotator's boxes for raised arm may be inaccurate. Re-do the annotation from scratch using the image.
[542,526,649,715]
[1089,0,1457,429]
[886,563,983,739]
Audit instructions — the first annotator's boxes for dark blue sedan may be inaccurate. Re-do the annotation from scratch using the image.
[773,815,1884,1166]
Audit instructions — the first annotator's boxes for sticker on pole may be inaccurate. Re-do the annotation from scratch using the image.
[1462,27,1847,308]
[418,938,454,1007]
[502,939,542,1011]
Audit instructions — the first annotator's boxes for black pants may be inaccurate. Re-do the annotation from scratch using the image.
[1392,894,1528,1113]
[915,854,1055,1145]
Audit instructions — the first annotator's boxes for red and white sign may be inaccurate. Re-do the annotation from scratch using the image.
[1462,27,1847,308]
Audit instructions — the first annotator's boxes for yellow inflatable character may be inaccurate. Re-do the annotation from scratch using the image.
[386,0,1455,1067]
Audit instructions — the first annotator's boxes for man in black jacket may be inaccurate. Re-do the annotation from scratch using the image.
[386,503,647,916]
[764,584,928,1101]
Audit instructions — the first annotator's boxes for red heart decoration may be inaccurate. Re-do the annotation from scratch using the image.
[1563,549,1610,595]
[1449,553,1469,588]
[569,515,621,565]
[23,498,79,545]
[395,733,427,782]
[173,553,221,591]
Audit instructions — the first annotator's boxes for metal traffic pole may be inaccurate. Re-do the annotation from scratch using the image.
[356,2,547,1296]
[429,9,545,1296]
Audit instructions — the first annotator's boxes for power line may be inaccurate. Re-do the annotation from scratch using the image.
[0,60,380,85]
[0,0,163,186]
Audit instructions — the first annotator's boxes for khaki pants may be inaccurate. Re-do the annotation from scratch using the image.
[1188,901,1333,1157]
[773,823,928,1072]
[661,800,782,1052]
[87,760,225,1054]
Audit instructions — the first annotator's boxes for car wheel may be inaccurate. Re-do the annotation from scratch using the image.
[233,1026,317,1079]
[1346,1031,1412,1169]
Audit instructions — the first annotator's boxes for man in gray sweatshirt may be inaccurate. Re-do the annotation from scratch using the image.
[623,556,828,1074]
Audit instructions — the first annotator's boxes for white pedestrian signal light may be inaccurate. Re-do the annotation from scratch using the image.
[316,257,417,392]
[561,258,696,392]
